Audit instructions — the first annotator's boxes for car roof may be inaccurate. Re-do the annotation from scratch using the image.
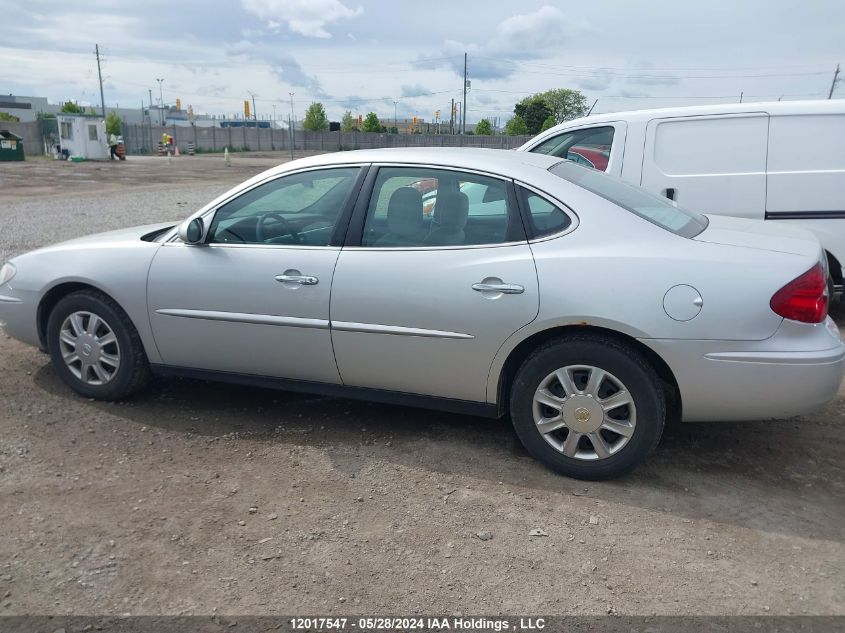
[264,147,562,181]
[529,99,845,141]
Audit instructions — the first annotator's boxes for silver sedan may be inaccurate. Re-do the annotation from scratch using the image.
[1,148,842,479]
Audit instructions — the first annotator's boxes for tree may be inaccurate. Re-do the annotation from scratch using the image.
[505,115,529,136]
[0,112,19,122]
[340,110,357,132]
[303,102,329,132]
[60,101,85,114]
[540,115,556,132]
[514,95,552,135]
[361,112,381,133]
[475,118,493,135]
[537,88,588,124]
[105,111,122,136]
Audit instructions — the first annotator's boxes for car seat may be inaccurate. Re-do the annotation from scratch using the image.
[425,191,469,246]
[375,187,425,246]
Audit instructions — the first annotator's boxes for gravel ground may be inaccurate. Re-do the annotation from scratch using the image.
[0,156,843,616]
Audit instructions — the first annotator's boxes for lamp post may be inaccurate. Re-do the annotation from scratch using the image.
[156,78,165,125]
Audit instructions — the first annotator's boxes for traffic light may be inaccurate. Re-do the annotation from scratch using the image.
[412,116,417,125]
[357,114,362,127]
[435,110,440,120]
[244,100,250,119]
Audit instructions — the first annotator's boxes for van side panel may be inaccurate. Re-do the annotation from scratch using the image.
[765,114,845,216]
[640,114,769,219]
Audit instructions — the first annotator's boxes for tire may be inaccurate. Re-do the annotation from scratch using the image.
[509,334,665,480]
[46,289,150,400]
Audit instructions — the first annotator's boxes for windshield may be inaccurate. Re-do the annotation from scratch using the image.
[549,160,708,238]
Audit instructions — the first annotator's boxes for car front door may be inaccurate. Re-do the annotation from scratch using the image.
[330,165,539,403]
[147,165,365,383]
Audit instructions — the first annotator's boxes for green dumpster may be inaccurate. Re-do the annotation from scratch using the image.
[0,130,24,161]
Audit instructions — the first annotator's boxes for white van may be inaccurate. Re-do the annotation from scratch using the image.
[519,100,845,291]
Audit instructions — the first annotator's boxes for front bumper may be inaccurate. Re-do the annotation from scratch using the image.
[0,286,41,349]
[642,317,845,422]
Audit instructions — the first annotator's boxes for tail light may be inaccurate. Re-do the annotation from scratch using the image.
[770,262,829,323]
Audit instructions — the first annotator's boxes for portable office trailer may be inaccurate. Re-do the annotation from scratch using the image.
[57,115,108,160]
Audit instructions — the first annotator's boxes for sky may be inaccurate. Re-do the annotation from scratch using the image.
[1,0,843,124]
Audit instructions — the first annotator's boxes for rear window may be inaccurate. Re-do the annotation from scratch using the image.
[549,161,708,238]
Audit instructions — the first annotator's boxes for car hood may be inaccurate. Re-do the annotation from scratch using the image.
[32,222,177,254]
[693,214,822,259]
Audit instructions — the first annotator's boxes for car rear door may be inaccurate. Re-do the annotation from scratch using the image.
[329,164,539,403]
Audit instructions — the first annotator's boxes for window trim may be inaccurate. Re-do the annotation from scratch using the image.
[343,163,527,250]
[514,181,580,243]
[166,164,369,248]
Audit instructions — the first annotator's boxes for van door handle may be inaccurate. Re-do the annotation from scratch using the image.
[472,282,524,294]
[275,274,318,285]
[662,188,676,201]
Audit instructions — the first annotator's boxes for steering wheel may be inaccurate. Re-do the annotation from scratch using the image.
[256,212,301,244]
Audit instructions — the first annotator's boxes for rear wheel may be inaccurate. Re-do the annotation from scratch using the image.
[46,290,149,400]
[510,335,665,480]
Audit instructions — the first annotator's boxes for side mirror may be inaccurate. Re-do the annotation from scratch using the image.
[178,217,205,244]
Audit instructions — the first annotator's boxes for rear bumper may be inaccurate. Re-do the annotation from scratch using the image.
[642,317,845,422]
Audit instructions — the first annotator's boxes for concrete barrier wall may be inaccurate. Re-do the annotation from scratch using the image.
[0,121,46,157]
[0,119,533,158]
[120,123,532,155]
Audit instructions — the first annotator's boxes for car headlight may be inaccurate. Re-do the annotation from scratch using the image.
[0,262,16,286]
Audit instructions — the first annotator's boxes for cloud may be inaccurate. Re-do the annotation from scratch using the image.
[241,0,362,39]
[415,6,590,81]
[269,54,326,95]
[575,70,614,91]
[623,62,680,87]
[400,84,430,98]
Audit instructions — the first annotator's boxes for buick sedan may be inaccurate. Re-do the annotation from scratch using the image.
[1,148,842,479]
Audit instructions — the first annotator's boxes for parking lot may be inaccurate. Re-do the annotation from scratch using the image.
[0,154,843,616]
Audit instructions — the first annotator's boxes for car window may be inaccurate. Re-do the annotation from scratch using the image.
[549,160,708,238]
[362,167,518,247]
[208,167,360,246]
[531,126,614,172]
[519,187,572,238]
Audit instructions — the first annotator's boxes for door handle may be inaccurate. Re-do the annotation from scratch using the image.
[472,282,524,294]
[275,274,318,285]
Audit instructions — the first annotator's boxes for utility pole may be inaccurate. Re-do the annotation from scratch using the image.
[248,91,258,121]
[829,63,841,99]
[450,98,455,134]
[393,100,398,128]
[156,78,165,125]
[95,44,106,118]
[148,88,154,150]
[289,92,295,158]
[462,52,468,134]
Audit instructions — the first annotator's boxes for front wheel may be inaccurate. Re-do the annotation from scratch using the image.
[46,290,150,400]
[510,335,666,480]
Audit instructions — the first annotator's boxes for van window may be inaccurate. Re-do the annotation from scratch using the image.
[550,161,708,238]
[530,126,614,172]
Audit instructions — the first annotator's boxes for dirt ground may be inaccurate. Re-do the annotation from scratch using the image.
[0,155,843,617]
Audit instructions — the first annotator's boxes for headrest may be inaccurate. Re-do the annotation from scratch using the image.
[434,191,469,230]
[387,187,423,235]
